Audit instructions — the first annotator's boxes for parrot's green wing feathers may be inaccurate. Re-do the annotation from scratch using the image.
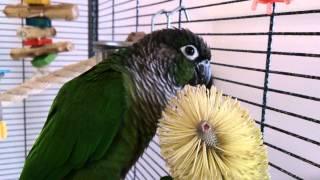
[20,65,129,180]
[160,176,173,180]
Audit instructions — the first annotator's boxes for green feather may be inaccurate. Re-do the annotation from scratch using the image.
[20,61,130,180]
[170,54,195,86]
[160,176,173,180]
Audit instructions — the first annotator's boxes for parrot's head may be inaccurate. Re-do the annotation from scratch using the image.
[135,28,212,88]
[170,29,212,87]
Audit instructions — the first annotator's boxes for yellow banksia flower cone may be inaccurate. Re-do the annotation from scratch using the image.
[0,121,8,140]
[158,85,269,180]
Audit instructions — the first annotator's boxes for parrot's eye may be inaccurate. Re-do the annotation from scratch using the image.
[180,45,199,61]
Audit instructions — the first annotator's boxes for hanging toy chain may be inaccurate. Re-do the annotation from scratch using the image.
[3,0,79,74]
[252,0,291,14]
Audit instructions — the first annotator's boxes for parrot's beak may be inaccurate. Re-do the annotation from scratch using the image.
[190,59,212,86]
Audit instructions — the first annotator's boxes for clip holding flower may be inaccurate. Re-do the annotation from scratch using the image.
[252,0,291,14]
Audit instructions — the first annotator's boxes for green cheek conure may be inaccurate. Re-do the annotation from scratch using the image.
[20,29,213,180]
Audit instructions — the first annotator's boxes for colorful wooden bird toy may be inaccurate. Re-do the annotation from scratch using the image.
[252,0,291,14]
[3,1,78,69]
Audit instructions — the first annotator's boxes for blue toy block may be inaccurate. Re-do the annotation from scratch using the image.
[26,17,52,28]
[0,70,10,80]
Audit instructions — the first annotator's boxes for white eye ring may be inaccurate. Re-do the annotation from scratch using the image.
[180,45,199,61]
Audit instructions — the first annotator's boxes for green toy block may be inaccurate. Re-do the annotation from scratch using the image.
[31,53,57,68]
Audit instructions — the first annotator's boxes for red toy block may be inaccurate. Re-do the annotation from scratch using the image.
[23,38,53,47]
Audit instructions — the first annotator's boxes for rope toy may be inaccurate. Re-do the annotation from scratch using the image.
[0,58,96,105]
[158,85,269,180]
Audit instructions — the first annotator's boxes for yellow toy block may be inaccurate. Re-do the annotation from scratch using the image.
[24,0,50,5]
[0,121,7,140]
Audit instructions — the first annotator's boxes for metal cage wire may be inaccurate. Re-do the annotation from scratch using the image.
[98,0,320,179]
[0,0,319,179]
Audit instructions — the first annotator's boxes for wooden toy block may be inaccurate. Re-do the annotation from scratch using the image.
[31,53,57,68]
[24,0,50,5]
[23,38,53,46]
[10,42,74,60]
[4,3,79,21]
[26,17,52,28]
[17,27,56,39]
